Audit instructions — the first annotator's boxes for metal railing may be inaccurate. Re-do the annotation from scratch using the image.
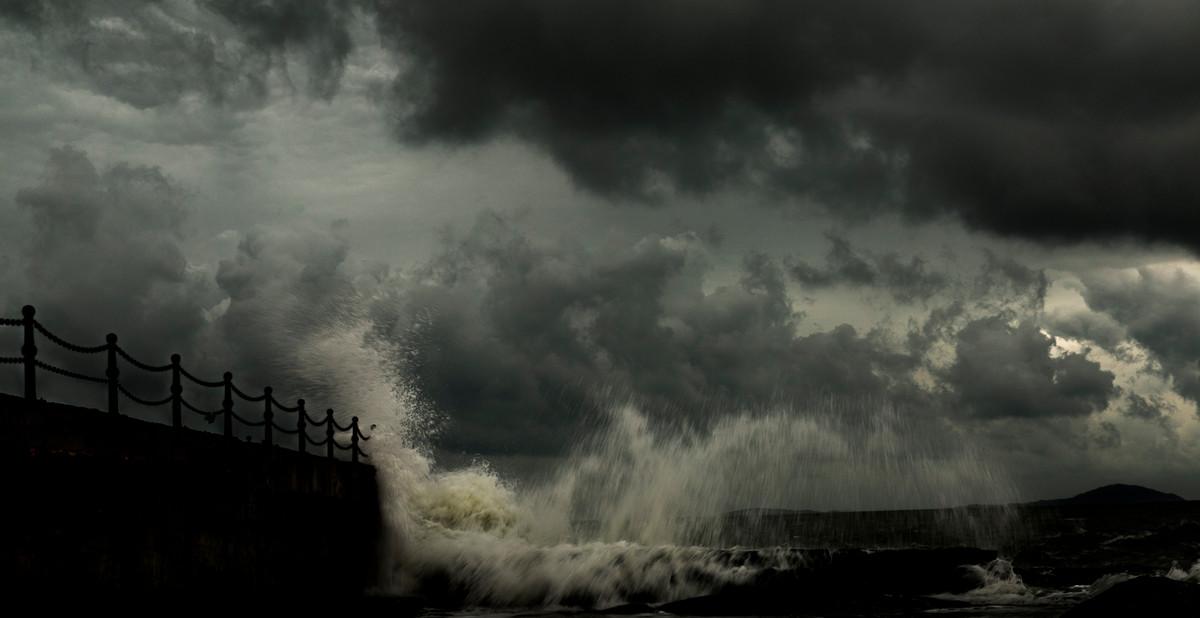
[0,305,370,462]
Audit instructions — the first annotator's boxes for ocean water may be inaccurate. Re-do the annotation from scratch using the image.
[301,322,1199,616]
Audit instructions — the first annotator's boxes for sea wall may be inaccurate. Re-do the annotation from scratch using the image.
[0,393,382,597]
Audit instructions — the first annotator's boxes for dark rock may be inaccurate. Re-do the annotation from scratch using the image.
[352,595,426,616]
[1062,577,1200,617]
[658,592,764,616]
[656,589,974,616]
[597,602,659,614]
[653,548,994,616]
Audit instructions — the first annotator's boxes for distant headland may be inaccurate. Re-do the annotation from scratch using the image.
[1032,483,1186,506]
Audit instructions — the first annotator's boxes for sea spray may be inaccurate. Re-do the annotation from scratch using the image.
[1167,560,1200,583]
[289,318,1022,607]
[528,400,1022,547]
[932,558,1035,605]
[371,431,771,606]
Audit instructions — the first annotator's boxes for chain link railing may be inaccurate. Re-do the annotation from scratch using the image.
[1,305,370,462]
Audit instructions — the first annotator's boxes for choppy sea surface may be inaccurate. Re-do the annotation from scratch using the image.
[305,339,1199,617]
[379,501,1200,617]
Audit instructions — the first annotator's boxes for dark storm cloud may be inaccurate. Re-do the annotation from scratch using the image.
[1,146,219,406]
[0,0,355,108]
[0,147,368,432]
[787,233,948,303]
[11,146,215,356]
[379,213,923,456]
[372,0,1200,250]
[374,212,1112,456]
[1118,392,1178,442]
[974,252,1049,309]
[9,2,1200,251]
[201,0,355,99]
[1123,392,1172,423]
[1094,421,1121,449]
[1043,308,1127,351]
[372,0,919,201]
[1079,267,1200,402]
[0,147,1126,458]
[901,252,1050,362]
[944,316,1116,419]
[0,0,44,28]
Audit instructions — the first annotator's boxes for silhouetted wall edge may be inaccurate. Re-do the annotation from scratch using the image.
[0,393,383,597]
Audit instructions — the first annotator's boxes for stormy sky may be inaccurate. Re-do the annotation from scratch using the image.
[2,0,1200,501]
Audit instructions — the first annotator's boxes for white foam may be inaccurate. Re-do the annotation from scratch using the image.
[295,316,1020,607]
[1166,560,1200,583]
[931,559,1035,605]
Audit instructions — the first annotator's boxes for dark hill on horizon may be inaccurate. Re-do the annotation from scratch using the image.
[721,484,1187,518]
[709,483,1195,548]
[1033,483,1185,506]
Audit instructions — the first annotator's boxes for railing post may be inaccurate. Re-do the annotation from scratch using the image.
[351,416,360,463]
[106,333,119,414]
[325,409,335,459]
[296,399,307,454]
[21,305,36,402]
[170,354,182,428]
[263,386,273,447]
[222,371,234,439]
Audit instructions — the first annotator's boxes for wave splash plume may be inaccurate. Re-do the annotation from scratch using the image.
[296,320,1019,609]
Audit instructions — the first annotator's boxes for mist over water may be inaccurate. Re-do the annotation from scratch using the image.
[294,319,1021,608]
[528,401,1020,546]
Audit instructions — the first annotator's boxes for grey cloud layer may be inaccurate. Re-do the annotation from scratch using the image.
[373,213,1114,456]
[6,1,1200,252]
[787,233,948,303]
[6,0,1197,495]
[1,147,369,430]
[1079,267,1200,402]
[4,149,1118,456]
[374,0,1200,251]
[1,147,1129,459]
[946,317,1115,420]
[11,146,215,357]
[202,0,355,99]
[2,0,355,108]
[0,145,1136,473]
